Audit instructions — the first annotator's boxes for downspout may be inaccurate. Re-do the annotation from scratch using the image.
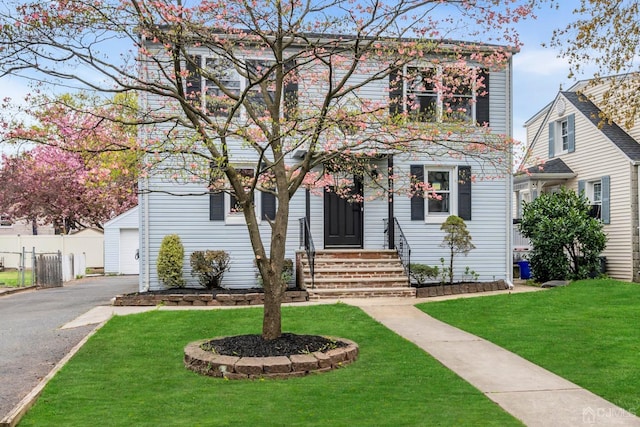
[505,57,515,290]
[139,33,151,292]
[637,163,640,282]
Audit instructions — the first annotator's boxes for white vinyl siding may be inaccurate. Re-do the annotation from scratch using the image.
[104,206,139,275]
[139,46,512,290]
[526,95,635,281]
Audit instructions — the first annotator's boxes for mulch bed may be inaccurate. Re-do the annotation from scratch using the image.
[201,333,348,357]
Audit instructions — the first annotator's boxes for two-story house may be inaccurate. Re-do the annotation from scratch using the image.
[515,75,640,282]
[137,34,517,297]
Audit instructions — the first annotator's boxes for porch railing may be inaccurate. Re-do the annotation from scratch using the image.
[384,217,411,279]
[512,222,531,250]
[298,217,316,289]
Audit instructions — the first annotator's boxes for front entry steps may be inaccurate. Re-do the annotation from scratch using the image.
[299,249,415,299]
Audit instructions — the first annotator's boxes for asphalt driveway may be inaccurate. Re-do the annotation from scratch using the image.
[0,275,138,420]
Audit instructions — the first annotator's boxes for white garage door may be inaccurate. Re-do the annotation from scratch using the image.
[119,228,139,274]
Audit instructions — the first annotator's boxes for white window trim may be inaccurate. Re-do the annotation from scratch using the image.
[402,65,477,123]
[202,55,278,120]
[224,164,262,225]
[424,166,458,223]
[555,117,569,155]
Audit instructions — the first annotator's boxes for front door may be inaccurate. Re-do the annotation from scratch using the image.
[324,177,363,248]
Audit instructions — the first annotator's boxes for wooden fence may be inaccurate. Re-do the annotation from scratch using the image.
[36,251,63,288]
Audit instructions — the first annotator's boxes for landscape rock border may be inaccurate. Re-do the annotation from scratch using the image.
[184,337,359,379]
[414,280,508,298]
[113,290,308,306]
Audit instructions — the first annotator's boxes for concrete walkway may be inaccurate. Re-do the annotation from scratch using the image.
[348,298,640,427]
[7,285,640,426]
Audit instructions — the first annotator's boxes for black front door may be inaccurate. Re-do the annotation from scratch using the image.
[324,177,363,248]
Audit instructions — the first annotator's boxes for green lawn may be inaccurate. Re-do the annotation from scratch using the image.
[19,304,522,426]
[0,270,32,287]
[417,279,640,412]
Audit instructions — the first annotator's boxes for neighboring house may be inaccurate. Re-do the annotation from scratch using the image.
[104,206,139,275]
[0,216,56,236]
[515,75,640,282]
[138,35,516,294]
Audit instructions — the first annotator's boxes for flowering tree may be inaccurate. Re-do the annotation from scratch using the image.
[548,0,640,130]
[0,93,138,232]
[1,0,541,340]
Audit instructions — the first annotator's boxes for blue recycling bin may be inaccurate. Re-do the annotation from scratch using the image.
[518,260,531,280]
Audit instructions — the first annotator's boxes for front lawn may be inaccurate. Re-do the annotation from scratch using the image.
[417,279,640,412]
[19,304,522,426]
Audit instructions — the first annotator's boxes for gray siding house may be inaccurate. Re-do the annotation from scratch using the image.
[516,75,640,282]
[137,35,516,295]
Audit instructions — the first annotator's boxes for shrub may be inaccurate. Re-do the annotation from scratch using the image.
[409,263,439,286]
[190,250,230,289]
[256,258,294,287]
[157,234,185,288]
[440,215,475,285]
[519,188,607,282]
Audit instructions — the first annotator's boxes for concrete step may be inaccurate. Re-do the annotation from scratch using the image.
[307,287,416,299]
[302,266,407,279]
[304,276,409,289]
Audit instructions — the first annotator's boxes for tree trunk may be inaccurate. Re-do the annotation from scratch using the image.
[262,274,285,340]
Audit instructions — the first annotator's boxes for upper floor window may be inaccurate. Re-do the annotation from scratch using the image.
[204,57,241,117]
[390,66,489,125]
[549,113,575,158]
[560,119,569,152]
[187,55,297,120]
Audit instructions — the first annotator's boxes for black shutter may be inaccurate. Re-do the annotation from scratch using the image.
[209,162,224,220]
[458,166,472,221]
[261,191,276,220]
[209,192,224,220]
[284,60,298,120]
[476,69,489,126]
[186,55,202,108]
[259,162,276,220]
[389,68,403,116]
[410,165,424,220]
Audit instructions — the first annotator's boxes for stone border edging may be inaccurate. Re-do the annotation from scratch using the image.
[184,337,358,379]
[113,290,308,306]
[414,280,508,298]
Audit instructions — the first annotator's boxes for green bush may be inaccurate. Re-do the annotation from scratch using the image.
[256,258,294,287]
[157,234,185,288]
[409,263,439,286]
[519,188,607,282]
[190,250,230,289]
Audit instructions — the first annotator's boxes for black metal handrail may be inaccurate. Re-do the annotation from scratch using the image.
[298,217,316,289]
[384,217,411,279]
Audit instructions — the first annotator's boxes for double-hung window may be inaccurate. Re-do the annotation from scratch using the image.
[426,169,453,218]
[204,57,241,117]
[410,165,472,222]
[187,55,297,119]
[209,164,276,224]
[391,66,489,125]
[578,176,610,224]
[549,113,575,157]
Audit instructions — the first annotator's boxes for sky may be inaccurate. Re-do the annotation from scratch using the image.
[1,0,589,152]
[511,0,590,145]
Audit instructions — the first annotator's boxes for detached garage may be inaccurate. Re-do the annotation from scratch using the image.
[104,206,139,275]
